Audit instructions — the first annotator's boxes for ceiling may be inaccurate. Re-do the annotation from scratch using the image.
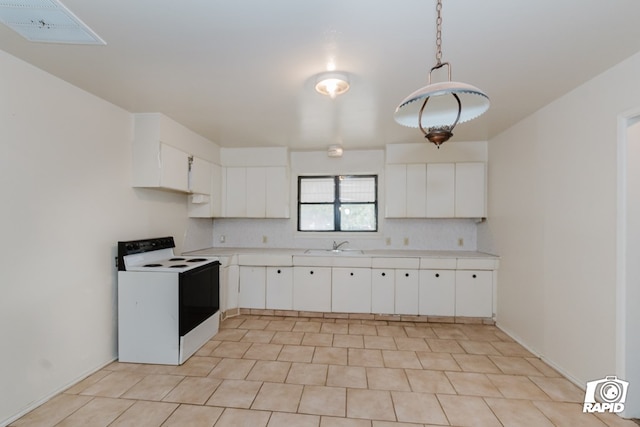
[2,0,640,151]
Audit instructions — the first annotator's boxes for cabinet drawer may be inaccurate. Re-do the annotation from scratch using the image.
[371,257,419,269]
[456,258,498,270]
[420,258,457,269]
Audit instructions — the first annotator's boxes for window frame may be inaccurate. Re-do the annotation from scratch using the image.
[297,174,378,232]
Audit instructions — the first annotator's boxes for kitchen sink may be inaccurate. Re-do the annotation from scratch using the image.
[304,249,365,255]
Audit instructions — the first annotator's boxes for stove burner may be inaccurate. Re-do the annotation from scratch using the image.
[170,264,188,268]
[187,258,208,262]
[169,257,185,261]
[143,263,163,267]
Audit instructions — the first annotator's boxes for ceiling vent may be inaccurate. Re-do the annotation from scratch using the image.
[0,0,105,44]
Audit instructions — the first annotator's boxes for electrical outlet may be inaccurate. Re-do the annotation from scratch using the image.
[385,237,391,246]
[262,235,268,244]
[458,238,464,247]
[219,235,226,243]
[403,237,409,246]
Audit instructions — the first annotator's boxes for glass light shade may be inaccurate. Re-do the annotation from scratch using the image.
[315,72,350,98]
[394,81,490,128]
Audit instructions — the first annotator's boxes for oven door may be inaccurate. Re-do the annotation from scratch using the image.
[179,261,220,336]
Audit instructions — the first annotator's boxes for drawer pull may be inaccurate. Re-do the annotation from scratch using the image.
[310,270,314,275]
[381,272,386,277]
[350,272,354,276]
[472,274,477,278]
[405,273,409,277]
[435,273,440,278]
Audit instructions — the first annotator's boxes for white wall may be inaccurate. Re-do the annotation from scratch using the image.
[482,50,640,386]
[0,50,211,425]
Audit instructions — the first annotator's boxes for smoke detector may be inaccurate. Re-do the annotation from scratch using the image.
[0,0,105,44]
[327,145,343,158]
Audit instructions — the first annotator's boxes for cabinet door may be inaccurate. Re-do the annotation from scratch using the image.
[159,143,189,192]
[189,156,211,194]
[266,267,293,310]
[419,269,455,316]
[210,163,223,217]
[385,164,407,217]
[225,167,247,217]
[455,163,486,218]
[239,266,266,309]
[265,167,290,218]
[406,164,427,217]
[246,167,267,217]
[225,265,240,311]
[371,269,395,314]
[455,270,493,317]
[394,269,419,315]
[332,268,372,313]
[293,267,331,312]
[426,163,455,217]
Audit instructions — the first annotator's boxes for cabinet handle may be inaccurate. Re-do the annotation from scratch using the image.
[310,270,314,275]
[350,272,354,276]
[277,269,281,274]
[472,274,477,278]
[381,272,386,277]
[405,273,409,277]
[435,273,440,278]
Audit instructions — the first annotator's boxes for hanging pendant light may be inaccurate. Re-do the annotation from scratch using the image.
[394,0,489,148]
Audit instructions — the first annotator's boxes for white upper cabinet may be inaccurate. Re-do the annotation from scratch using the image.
[224,167,247,217]
[189,156,212,195]
[385,164,407,218]
[426,163,455,217]
[223,166,289,218]
[158,143,190,192]
[188,162,223,218]
[406,164,427,217]
[455,162,486,218]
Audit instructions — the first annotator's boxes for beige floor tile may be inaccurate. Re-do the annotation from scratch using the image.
[277,344,315,362]
[286,363,328,385]
[431,326,469,340]
[294,322,322,333]
[458,325,502,342]
[381,350,422,369]
[214,408,271,427]
[213,328,248,341]
[533,401,609,427]
[487,373,550,400]
[246,360,292,382]
[298,386,347,417]
[210,341,252,358]
[208,358,256,379]
[594,412,640,427]
[63,370,112,395]
[348,348,385,367]
[444,371,503,397]
[452,354,501,373]
[486,355,541,376]
[271,331,305,345]
[438,394,502,426]
[220,318,246,329]
[371,422,423,427]
[364,336,397,350]
[403,326,437,339]
[458,340,501,355]
[302,332,334,347]
[320,416,372,427]
[265,320,296,331]
[79,371,145,398]
[267,412,320,427]
[391,391,448,425]
[174,355,220,377]
[347,389,395,421]
[326,365,368,389]
[161,404,223,427]
[349,324,379,336]
[366,367,411,391]
[239,319,271,330]
[205,379,262,408]
[491,340,534,357]
[109,400,178,427]
[528,376,585,402]
[194,340,222,356]
[484,397,555,427]
[425,338,465,353]
[376,325,407,337]
[120,374,183,401]
[415,351,461,371]
[243,343,284,360]
[241,330,277,343]
[252,382,304,412]
[404,369,455,394]
[162,376,222,404]
[393,337,429,351]
[333,334,365,348]
[10,394,93,427]
[313,347,348,365]
[55,397,134,427]
[526,357,563,377]
[321,323,350,334]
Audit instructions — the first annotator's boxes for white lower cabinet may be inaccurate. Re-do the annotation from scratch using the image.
[225,265,240,312]
[371,269,395,314]
[266,267,293,310]
[394,269,419,315]
[455,270,493,317]
[239,266,266,309]
[419,269,455,316]
[293,266,332,312]
[332,268,372,313]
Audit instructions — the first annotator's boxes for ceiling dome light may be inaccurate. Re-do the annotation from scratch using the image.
[315,72,350,98]
[394,0,489,148]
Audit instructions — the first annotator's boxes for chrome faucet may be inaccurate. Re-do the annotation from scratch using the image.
[332,240,349,251]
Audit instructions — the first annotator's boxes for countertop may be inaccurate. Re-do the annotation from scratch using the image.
[185,247,498,259]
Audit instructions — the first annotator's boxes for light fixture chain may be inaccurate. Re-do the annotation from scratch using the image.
[435,0,443,65]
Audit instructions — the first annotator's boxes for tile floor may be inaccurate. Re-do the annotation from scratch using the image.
[10,314,639,427]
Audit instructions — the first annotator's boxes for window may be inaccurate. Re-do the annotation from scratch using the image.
[298,175,377,232]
